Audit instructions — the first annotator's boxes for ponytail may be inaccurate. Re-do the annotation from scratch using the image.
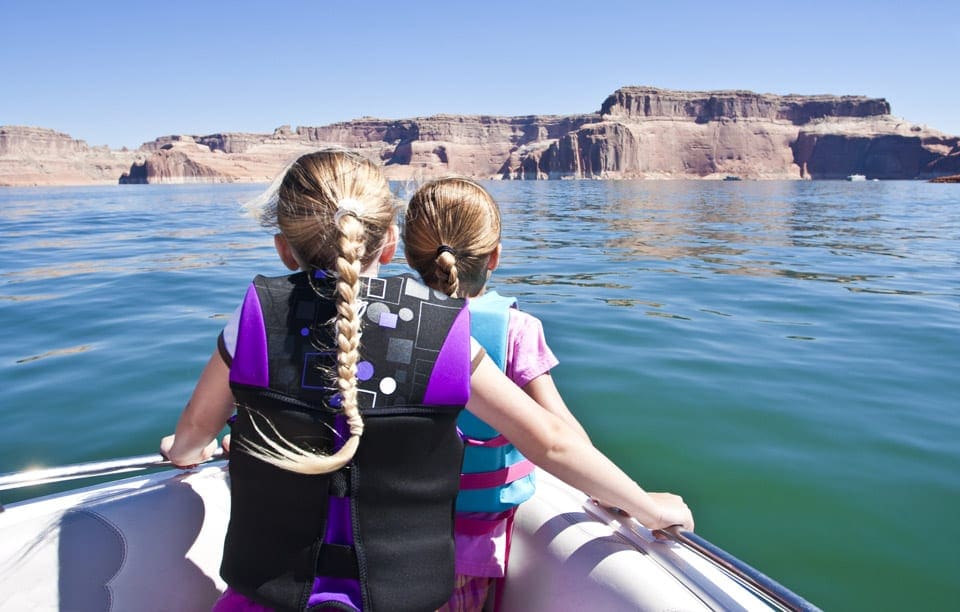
[434,246,461,298]
[403,177,501,299]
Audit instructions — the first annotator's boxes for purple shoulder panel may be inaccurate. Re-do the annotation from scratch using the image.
[423,306,471,405]
[228,283,269,388]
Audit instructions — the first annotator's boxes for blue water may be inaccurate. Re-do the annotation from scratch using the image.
[1,181,957,610]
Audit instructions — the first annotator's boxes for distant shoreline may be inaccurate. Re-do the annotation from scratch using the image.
[930,173,960,183]
[2,86,959,187]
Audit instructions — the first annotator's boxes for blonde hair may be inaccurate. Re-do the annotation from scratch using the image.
[403,177,501,298]
[240,150,395,474]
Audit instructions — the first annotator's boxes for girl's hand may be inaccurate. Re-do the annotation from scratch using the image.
[159,434,177,460]
[160,434,218,469]
[648,492,695,532]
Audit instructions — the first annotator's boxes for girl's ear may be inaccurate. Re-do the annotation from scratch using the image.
[274,234,301,271]
[378,224,398,265]
[487,243,502,272]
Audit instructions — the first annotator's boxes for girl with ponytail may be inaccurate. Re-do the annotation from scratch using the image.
[405,178,592,611]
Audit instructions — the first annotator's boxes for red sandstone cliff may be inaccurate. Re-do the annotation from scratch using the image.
[0,127,137,186]
[506,87,959,180]
[116,114,600,184]
[2,86,958,186]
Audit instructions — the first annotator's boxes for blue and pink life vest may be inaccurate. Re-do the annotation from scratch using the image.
[457,291,536,516]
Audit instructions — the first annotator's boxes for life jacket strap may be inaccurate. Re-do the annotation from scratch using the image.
[454,509,515,536]
[460,431,510,448]
[459,458,535,490]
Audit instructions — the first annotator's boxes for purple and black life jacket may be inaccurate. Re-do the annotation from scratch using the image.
[222,271,471,612]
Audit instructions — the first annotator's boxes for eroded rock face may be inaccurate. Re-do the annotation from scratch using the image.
[599,86,891,123]
[508,118,803,179]
[506,88,956,180]
[930,173,960,183]
[2,86,958,186]
[793,120,960,179]
[120,145,223,184]
[0,126,137,186]
[121,139,315,184]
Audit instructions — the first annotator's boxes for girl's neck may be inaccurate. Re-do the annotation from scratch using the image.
[360,261,381,276]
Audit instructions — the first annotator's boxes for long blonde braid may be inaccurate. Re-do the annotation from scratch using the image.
[238,150,393,474]
[333,211,366,447]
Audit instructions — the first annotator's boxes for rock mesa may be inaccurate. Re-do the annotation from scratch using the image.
[2,86,958,186]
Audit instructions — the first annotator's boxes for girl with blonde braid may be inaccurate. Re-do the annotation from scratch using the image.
[161,151,693,612]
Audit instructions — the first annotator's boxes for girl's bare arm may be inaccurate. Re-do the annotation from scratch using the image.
[160,350,235,467]
[468,355,693,531]
[522,372,591,442]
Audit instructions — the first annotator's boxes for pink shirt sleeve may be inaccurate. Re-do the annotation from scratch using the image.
[504,309,559,388]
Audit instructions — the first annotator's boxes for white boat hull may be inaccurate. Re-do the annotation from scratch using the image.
[0,465,806,611]
[0,466,229,612]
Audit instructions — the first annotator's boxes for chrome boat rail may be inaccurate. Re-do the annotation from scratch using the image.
[0,451,224,510]
[656,525,820,612]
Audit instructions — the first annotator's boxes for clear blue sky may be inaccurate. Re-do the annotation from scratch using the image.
[2,0,957,149]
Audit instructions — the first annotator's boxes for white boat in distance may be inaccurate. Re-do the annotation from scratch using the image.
[0,457,819,611]
[846,174,867,181]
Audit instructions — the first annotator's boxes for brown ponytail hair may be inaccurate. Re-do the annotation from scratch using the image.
[403,177,501,298]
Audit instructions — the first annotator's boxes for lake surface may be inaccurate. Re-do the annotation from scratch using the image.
[1,180,957,610]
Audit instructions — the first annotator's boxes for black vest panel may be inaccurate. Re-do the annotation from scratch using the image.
[221,272,469,611]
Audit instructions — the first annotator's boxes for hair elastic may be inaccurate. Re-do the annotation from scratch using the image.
[334,198,364,224]
[436,245,457,258]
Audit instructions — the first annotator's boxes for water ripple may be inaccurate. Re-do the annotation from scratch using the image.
[16,344,94,364]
